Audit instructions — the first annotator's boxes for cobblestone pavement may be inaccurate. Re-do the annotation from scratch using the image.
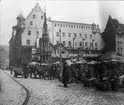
[5,70,124,105]
[0,70,26,105]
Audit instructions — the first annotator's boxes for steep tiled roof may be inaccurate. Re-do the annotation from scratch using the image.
[26,3,43,19]
[49,43,56,49]
[110,18,119,30]
[110,16,124,34]
[54,43,67,50]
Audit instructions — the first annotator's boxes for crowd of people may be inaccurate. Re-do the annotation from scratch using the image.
[9,59,124,90]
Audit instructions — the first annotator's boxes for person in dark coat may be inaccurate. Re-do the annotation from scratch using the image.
[49,64,53,80]
[62,61,69,87]
[23,63,29,79]
[10,65,13,74]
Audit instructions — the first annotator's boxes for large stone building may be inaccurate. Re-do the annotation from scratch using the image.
[9,3,105,67]
[102,16,124,57]
[49,20,103,50]
[20,3,104,49]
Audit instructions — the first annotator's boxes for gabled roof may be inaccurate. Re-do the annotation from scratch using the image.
[49,43,56,49]
[9,37,13,43]
[110,16,119,30]
[54,43,67,50]
[109,16,124,34]
[26,3,43,19]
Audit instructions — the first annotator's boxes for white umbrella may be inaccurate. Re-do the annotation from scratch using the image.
[72,59,77,62]
[75,60,87,64]
[65,60,73,66]
[88,61,97,64]
[28,61,38,66]
[109,59,119,62]
[40,63,48,66]
[101,60,109,63]
[53,61,60,64]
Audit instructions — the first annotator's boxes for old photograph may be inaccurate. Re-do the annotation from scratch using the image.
[0,0,124,105]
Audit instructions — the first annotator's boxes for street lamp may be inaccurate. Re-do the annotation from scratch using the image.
[39,38,42,63]
[48,41,51,65]
[59,29,62,63]
[82,38,85,60]
[92,39,95,50]
[92,39,95,59]
[73,37,75,59]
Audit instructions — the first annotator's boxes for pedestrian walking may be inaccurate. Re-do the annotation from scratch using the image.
[62,61,69,87]
[23,63,29,79]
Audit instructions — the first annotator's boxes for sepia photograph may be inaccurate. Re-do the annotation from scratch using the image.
[0,0,124,105]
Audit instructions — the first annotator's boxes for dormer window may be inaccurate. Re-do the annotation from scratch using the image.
[117,27,122,34]
[33,15,35,19]
[41,16,43,20]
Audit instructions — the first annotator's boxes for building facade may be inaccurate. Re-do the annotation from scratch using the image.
[20,3,104,50]
[102,16,124,57]
[9,3,105,66]
[49,20,104,50]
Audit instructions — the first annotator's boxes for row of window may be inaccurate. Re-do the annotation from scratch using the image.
[32,15,43,20]
[117,35,124,38]
[118,47,123,51]
[28,30,39,35]
[54,24,91,29]
[56,32,93,39]
[57,41,97,47]
[26,39,97,49]
[117,41,123,45]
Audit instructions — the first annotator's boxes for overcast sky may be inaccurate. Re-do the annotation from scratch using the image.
[0,0,124,45]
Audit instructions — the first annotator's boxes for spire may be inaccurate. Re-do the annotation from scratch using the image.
[43,9,47,35]
[36,2,39,6]
[44,4,46,14]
